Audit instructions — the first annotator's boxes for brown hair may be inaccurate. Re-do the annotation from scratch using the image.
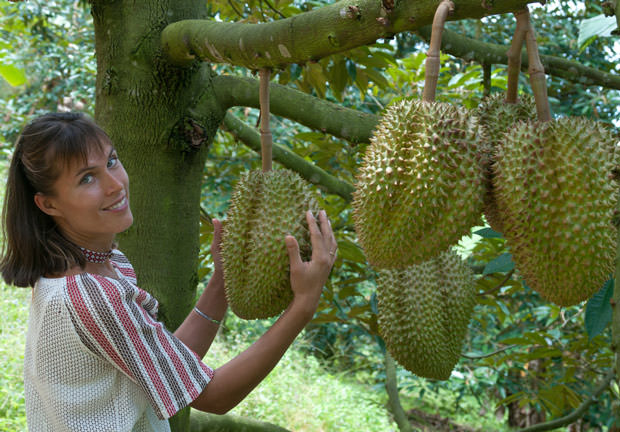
[1,112,110,287]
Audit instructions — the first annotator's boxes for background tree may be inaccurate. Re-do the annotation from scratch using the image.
[1,0,619,431]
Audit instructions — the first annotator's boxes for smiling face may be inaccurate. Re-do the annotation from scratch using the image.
[34,140,133,251]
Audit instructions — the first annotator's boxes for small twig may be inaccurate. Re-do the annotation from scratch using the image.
[477,269,515,297]
[422,0,454,102]
[506,12,528,103]
[259,68,273,172]
[227,0,244,18]
[461,344,518,359]
[263,0,286,19]
[516,369,615,432]
[258,0,267,22]
[482,62,492,97]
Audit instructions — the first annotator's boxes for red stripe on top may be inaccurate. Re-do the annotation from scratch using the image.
[95,276,177,417]
[137,305,202,399]
[66,276,133,378]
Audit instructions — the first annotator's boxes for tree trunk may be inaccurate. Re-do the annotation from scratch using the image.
[91,1,225,430]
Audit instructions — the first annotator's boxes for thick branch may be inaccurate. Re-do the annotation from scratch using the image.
[417,27,620,90]
[516,369,615,432]
[161,0,535,69]
[222,112,355,201]
[213,75,377,144]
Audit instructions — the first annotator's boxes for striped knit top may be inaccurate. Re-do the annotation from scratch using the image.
[24,250,214,432]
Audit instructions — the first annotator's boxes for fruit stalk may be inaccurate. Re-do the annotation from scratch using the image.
[422,0,454,103]
[259,68,273,172]
[517,8,552,122]
[506,11,528,104]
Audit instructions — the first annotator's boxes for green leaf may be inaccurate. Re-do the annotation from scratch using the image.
[337,239,367,263]
[328,57,349,101]
[578,14,617,49]
[474,227,503,238]
[585,278,614,339]
[0,63,27,87]
[345,58,357,81]
[482,252,514,275]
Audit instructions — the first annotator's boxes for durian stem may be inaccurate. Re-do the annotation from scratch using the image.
[384,351,416,432]
[506,11,528,104]
[422,0,454,103]
[517,8,552,122]
[259,68,273,172]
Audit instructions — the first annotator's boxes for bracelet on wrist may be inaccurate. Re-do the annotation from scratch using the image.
[193,307,222,325]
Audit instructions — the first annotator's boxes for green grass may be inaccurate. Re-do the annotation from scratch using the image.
[0,284,29,432]
[205,333,396,431]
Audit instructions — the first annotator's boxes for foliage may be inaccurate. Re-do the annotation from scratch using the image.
[0,0,95,148]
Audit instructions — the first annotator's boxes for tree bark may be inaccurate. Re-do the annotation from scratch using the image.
[91,1,225,430]
[161,0,537,69]
[213,75,377,144]
[416,26,620,90]
[190,411,291,432]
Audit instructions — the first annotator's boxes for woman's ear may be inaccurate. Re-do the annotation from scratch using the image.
[34,193,60,217]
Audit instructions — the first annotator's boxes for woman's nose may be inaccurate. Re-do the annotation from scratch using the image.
[103,170,124,194]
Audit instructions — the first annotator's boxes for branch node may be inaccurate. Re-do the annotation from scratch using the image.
[376,17,390,26]
[481,0,494,10]
[340,5,361,20]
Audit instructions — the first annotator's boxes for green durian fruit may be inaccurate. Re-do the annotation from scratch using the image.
[477,93,537,233]
[352,98,486,269]
[494,117,618,306]
[377,250,476,380]
[222,169,318,319]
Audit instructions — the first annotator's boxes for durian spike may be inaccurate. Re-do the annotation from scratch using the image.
[259,68,273,172]
[422,0,454,103]
[506,12,528,104]
[516,8,552,122]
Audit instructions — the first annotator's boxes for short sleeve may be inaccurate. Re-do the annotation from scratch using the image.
[64,273,214,420]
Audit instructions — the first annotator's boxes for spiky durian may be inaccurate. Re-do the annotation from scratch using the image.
[222,169,318,319]
[477,93,537,233]
[494,117,618,306]
[377,250,476,380]
[352,98,486,269]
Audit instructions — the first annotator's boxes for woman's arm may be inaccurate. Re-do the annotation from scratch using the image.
[174,218,228,358]
[190,210,337,414]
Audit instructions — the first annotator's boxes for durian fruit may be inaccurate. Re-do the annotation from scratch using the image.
[494,117,618,306]
[222,169,318,319]
[377,250,476,380]
[477,93,537,233]
[352,98,486,269]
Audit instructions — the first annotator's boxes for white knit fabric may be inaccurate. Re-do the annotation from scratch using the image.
[24,250,213,432]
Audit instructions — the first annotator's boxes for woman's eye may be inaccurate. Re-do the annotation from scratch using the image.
[80,174,94,185]
[107,155,118,168]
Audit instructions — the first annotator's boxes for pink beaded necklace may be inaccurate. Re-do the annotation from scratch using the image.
[79,247,113,264]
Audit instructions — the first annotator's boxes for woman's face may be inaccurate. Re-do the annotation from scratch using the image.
[35,140,133,250]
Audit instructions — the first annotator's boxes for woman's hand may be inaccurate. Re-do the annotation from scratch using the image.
[285,210,337,318]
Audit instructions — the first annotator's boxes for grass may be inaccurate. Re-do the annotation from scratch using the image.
[0,284,29,432]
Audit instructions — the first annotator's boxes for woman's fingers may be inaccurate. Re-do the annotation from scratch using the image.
[285,235,302,269]
[317,210,337,262]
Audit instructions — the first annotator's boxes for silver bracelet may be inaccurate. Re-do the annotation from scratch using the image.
[193,307,221,325]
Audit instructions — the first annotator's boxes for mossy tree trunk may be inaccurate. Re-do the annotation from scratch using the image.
[91,1,225,429]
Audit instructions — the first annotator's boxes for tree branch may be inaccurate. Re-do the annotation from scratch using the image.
[416,26,620,90]
[384,351,416,432]
[516,369,615,432]
[161,0,535,69]
[222,112,355,201]
[213,75,377,144]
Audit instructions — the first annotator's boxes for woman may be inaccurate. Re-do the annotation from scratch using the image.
[1,112,337,431]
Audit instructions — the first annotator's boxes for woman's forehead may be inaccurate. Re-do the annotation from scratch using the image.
[54,138,114,174]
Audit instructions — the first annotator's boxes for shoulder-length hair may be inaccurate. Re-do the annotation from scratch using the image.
[1,112,110,287]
